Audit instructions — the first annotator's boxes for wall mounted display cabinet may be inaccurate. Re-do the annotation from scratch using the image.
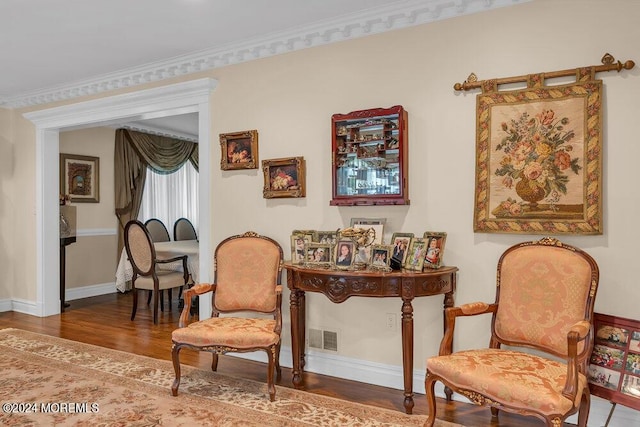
[331,105,409,206]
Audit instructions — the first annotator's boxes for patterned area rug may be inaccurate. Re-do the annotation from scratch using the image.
[0,328,461,426]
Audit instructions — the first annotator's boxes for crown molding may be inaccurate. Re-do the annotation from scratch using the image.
[2,0,529,109]
[114,122,199,143]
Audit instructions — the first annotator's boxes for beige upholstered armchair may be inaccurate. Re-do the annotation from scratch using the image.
[425,237,599,427]
[171,231,284,401]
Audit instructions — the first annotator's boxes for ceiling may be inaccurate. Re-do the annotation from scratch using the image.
[2,0,527,138]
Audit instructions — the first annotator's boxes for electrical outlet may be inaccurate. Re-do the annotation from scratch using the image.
[385,313,397,331]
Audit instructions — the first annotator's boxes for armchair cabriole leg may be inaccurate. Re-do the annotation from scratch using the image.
[424,373,437,427]
[171,344,181,396]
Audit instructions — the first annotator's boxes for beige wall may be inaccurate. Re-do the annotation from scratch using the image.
[60,127,118,289]
[0,108,14,300]
[4,0,640,371]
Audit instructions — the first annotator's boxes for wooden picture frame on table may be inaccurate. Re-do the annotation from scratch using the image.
[290,230,314,265]
[334,239,355,270]
[404,237,427,271]
[314,231,338,245]
[422,232,447,269]
[262,157,306,198]
[390,232,413,266]
[369,244,392,270]
[305,242,333,267]
[60,153,100,203]
[220,130,258,170]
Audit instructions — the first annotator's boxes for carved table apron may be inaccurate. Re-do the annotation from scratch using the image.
[284,263,458,414]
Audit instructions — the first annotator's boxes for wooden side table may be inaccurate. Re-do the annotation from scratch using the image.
[284,263,458,414]
[60,236,76,312]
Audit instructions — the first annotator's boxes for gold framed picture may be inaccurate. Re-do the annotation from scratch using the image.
[334,239,356,269]
[305,242,333,267]
[422,231,447,269]
[219,130,258,170]
[60,153,100,203]
[262,157,306,198]
[404,237,427,271]
[290,230,314,265]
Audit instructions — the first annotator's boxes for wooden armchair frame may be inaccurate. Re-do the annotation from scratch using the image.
[171,231,284,401]
[425,237,599,427]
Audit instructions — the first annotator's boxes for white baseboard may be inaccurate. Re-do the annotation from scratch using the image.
[66,282,116,301]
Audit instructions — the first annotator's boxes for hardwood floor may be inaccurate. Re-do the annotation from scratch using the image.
[0,293,547,426]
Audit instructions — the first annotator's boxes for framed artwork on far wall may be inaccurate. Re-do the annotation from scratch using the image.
[60,153,100,203]
[219,130,258,170]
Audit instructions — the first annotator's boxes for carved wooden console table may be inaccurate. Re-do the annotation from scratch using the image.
[284,262,458,414]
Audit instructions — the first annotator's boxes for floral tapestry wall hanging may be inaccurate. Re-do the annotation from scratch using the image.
[474,74,602,234]
[463,53,635,234]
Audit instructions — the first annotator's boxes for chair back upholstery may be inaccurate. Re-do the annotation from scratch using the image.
[145,218,170,242]
[124,220,156,276]
[174,217,197,241]
[213,233,283,313]
[493,238,599,364]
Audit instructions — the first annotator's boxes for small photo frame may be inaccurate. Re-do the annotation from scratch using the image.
[422,232,447,269]
[404,237,427,271]
[291,230,314,265]
[390,232,413,266]
[262,157,306,198]
[314,231,337,245]
[60,153,100,203]
[305,242,333,267]
[369,244,392,269]
[334,239,356,269]
[220,130,258,170]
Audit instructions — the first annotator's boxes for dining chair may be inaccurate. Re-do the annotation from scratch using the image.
[124,220,189,325]
[171,231,284,401]
[173,217,197,241]
[144,218,171,242]
[424,237,600,427]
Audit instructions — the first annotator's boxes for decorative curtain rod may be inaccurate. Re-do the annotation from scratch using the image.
[454,53,635,91]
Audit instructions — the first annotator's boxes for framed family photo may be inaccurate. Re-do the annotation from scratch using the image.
[334,239,355,269]
[423,232,447,269]
[390,232,413,266]
[369,244,392,270]
[305,242,333,267]
[290,230,314,265]
[314,231,337,245]
[220,130,258,170]
[404,237,427,271]
[60,153,100,203]
[262,157,306,199]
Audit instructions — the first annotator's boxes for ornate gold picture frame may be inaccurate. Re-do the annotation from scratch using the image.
[60,153,100,203]
[219,130,258,170]
[262,157,306,198]
[474,77,603,234]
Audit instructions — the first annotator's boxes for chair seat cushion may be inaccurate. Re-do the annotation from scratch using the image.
[172,317,279,349]
[134,270,185,291]
[427,349,587,415]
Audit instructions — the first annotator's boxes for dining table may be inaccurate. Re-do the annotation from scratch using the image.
[115,240,199,293]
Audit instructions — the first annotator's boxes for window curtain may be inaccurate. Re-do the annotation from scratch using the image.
[138,161,199,236]
[114,128,198,256]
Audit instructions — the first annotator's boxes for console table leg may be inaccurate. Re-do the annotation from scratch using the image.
[290,289,304,388]
[401,299,414,414]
